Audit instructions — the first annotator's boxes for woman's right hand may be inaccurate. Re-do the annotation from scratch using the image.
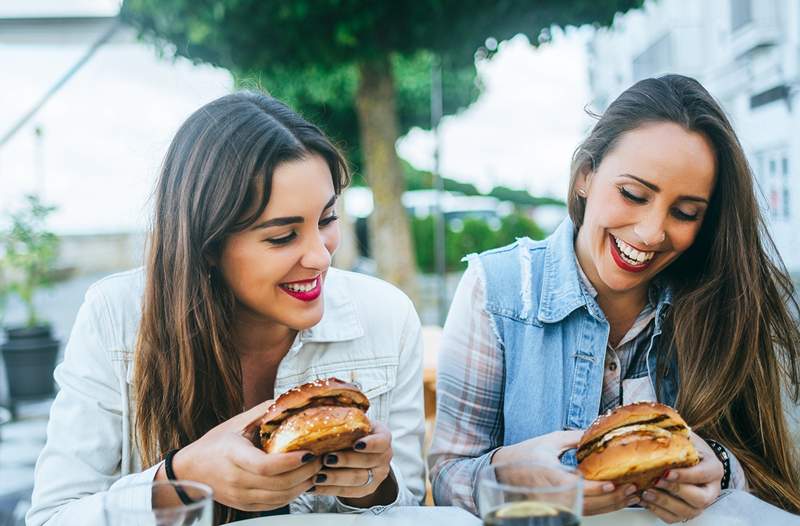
[490,430,638,516]
[168,400,323,512]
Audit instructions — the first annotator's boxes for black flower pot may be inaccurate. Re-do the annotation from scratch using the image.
[1,324,60,401]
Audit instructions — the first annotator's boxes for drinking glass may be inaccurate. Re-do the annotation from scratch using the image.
[103,480,213,526]
[477,461,583,526]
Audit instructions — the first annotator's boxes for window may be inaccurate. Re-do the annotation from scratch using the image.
[731,0,753,31]
[755,147,791,221]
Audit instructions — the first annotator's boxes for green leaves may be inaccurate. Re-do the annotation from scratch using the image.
[0,195,59,328]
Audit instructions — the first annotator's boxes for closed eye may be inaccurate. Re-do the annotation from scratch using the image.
[671,208,699,222]
[619,187,647,204]
[320,213,339,226]
[266,232,296,245]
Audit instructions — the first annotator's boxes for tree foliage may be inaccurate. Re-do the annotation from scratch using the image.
[122,0,643,171]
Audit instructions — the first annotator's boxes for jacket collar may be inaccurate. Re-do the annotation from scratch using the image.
[299,268,364,343]
[538,218,592,323]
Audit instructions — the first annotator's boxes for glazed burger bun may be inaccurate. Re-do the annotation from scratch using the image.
[577,402,700,491]
[255,377,372,455]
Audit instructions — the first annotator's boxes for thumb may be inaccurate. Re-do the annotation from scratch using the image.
[548,430,583,453]
[227,399,275,433]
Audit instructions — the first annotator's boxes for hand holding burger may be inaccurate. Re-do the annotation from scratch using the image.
[578,402,723,523]
[255,378,397,506]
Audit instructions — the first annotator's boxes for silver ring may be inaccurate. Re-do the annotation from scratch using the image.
[360,468,373,487]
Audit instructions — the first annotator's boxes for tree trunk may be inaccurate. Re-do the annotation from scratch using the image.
[354,55,418,301]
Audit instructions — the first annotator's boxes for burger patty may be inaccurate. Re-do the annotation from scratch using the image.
[577,415,687,462]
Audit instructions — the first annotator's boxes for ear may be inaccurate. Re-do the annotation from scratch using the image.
[575,163,594,197]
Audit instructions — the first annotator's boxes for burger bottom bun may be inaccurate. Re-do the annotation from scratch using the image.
[265,405,372,455]
[578,432,700,491]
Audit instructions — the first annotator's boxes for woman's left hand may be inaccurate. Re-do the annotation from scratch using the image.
[640,432,723,523]
[310,420,397,506]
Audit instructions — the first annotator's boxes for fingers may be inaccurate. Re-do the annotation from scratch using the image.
[234,478,315,512]
[322,450,384,469]
[229,441,320,478]
[653,479,717,510]
[311,466,390,498]
[668,457,724,486]
[353,421,392,453]
[642,488,701,523]
[583,481,638,516]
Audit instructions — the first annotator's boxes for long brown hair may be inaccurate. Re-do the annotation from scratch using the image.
[133,92,349,522]
[568,75,800,511]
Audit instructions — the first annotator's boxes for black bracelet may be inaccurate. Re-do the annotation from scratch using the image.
[164,449,196,505]
[704,439,731,490]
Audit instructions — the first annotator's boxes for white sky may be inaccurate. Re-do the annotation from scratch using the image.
[398,29,594,198]
[0,2,593,234]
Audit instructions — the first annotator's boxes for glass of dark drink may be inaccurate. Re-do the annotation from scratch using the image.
[478,461,583,526]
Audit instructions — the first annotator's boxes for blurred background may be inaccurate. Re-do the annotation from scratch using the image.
[1,0,799,522]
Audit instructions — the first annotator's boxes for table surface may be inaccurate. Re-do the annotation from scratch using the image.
[229,490,800,525]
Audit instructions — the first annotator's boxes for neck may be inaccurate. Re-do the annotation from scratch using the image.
[574,230,650,338]
[233,306,297,357]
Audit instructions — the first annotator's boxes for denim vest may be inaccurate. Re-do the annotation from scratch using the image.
[477,219,678,465]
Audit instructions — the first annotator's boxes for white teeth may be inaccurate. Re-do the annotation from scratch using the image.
[613,236,654,265]
[283,279,317,292]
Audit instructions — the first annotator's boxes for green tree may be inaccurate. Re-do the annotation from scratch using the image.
[122,0,642,296]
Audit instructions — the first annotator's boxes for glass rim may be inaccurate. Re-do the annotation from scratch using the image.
[479,460,584,495]
[104,479,213,514]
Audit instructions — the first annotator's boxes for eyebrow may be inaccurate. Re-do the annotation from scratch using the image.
[252,194,337,230]
[619,174,709,204]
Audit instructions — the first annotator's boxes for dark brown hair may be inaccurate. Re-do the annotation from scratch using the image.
[133,92,349,522]
[568,74,800,511]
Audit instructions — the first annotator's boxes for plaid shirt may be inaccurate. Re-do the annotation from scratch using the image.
[428,261,747,513]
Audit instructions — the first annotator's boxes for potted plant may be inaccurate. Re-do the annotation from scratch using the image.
[0,194,60,403]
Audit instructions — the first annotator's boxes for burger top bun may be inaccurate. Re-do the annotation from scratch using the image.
[579,402,689,450]
[577,402,699,491]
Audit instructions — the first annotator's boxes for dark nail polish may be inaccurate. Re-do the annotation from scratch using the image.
[307,486,316,493]
[301,453,316,463]
[354,441,366,450]
[325,454,338,465]
[315,473,327,484]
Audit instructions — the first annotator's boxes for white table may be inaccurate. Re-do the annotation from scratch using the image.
[230,491,800,525]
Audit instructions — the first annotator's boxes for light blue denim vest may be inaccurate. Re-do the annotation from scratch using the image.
[476,218,678,465]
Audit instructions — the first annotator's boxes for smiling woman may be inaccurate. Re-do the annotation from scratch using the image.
[26,92,426,526]
[429,74,800,522]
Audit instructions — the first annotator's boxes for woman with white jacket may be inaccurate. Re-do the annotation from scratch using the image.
[27,92,426,525]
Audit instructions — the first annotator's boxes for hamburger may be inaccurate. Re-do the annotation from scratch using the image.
[577,402,700,491]
[254,377,372,455]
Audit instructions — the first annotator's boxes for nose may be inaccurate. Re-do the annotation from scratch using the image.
[301,231,332,271]
[634,211,667,246]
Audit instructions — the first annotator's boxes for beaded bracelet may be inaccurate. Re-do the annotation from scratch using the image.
[703,438,731,490]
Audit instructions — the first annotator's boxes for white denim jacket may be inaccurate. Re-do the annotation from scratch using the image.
[27,267,426,526]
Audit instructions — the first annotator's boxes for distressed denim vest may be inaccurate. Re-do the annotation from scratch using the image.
[477,218,678,465]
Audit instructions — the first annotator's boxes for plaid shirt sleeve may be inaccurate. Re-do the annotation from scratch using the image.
[427,259,504,514]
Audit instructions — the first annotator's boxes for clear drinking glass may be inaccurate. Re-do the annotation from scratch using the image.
[477,461,583,526]
[103,480,213,526]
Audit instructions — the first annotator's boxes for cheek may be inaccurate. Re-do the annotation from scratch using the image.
[324,223,341,254]
[668,224,702,253]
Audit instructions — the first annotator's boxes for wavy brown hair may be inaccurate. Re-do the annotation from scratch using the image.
[568,74,800,512]
[133,92,349,522]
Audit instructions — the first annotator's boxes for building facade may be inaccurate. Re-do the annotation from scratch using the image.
[588,0,800,271]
